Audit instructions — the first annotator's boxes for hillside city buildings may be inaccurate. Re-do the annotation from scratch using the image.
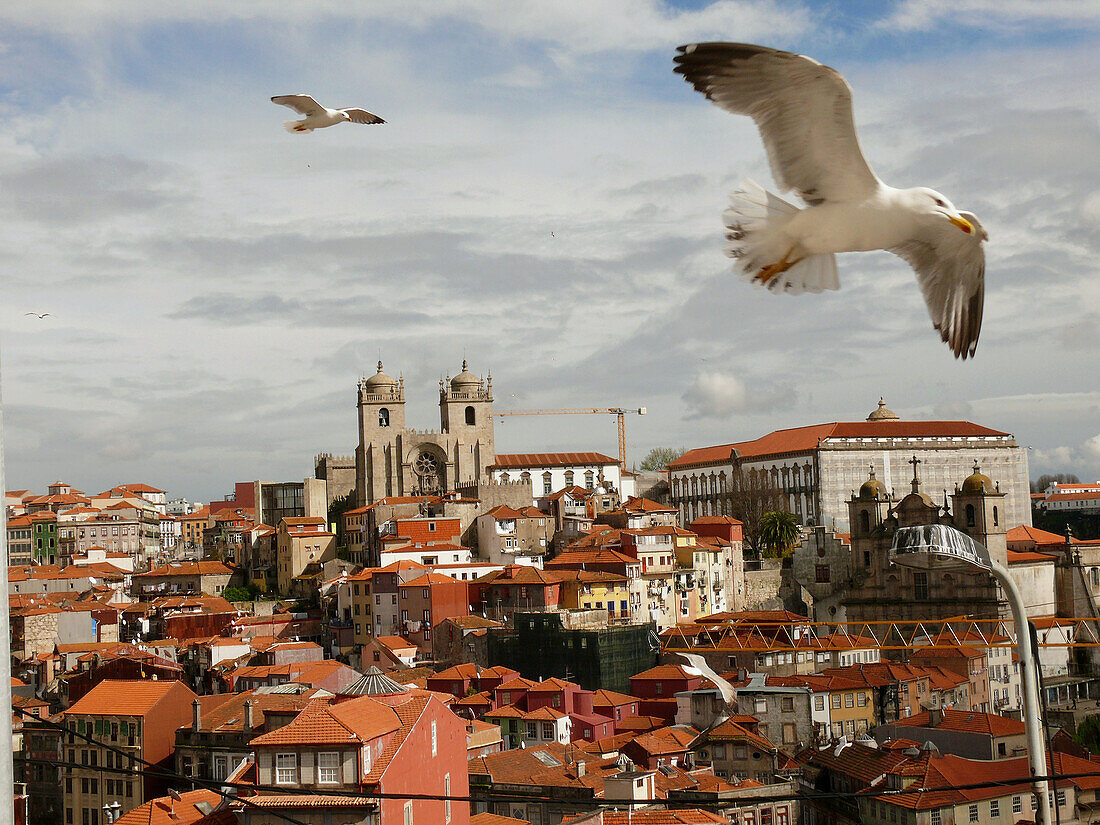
[9,371,1100,825]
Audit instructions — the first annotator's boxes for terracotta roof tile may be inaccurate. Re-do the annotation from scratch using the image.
[64,679,195,717]
[490,452,618,469]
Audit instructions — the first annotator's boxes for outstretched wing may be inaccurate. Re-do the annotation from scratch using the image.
[890,213,987,359]
[341,108,385,125]
[676,652,738,707]
[674,43,881,205]
[271,95,325,116]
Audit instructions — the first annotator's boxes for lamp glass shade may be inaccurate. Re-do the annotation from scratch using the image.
[889,524,992,572]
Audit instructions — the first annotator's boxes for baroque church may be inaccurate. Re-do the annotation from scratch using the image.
[352,361,496,505]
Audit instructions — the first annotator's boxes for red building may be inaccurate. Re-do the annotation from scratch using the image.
[689,515,744,544]
[470,565,564,616]
[426,664,520,698]
[396,571,471,655]
[629,664,705,723]
[246,690,470,824]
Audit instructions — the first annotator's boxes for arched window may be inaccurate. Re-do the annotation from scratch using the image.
[542,472,554,496]
[584,471,595,490]
[378,408,390,427]
[992,506,999,527]
[465,405,476,425]
[1092,568,1099,588]
[793,465,801,486]
[965,504,975,527]
[860,511,870,534]
[520,471,531,484]
[564,471,574,487]
[500,473,510,483]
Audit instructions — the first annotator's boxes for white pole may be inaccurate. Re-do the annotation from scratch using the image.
[0,342,14,812]
[991,560,1049,825]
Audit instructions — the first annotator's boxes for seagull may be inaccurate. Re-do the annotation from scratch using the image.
[674,43,988,359]
[24,312,51,319]
[271,95,385,134]
[676,651,738,709]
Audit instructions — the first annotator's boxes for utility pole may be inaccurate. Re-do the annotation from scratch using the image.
[0,345,14,815]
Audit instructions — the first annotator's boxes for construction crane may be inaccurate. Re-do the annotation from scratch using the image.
[494,407,647,470]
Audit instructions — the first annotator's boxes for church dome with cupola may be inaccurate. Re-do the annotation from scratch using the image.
[859,467,889,500]
[961,460,996,494]
[867,397,900,421]
[363,360,397,391]
[449,360,481,390]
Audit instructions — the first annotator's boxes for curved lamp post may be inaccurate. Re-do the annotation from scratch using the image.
[890,524,1049,825]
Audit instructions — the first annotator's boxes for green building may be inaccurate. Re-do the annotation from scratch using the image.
[486,610,657,694]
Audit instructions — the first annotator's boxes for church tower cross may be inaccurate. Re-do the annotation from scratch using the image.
[909,455,921,494]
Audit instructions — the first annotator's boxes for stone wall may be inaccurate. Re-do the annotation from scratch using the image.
[743,561,783,610]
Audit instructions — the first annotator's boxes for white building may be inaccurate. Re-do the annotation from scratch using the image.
[668,398,1030,532]
[489,452,634,498]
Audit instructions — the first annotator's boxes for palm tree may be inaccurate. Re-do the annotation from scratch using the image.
[760,510,800,558]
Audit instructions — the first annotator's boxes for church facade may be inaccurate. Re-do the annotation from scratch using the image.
[352,361,497,506]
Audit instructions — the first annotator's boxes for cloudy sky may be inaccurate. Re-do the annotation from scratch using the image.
[1,1,1098,503]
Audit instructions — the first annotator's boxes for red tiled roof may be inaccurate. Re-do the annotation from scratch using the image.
[490,452,618,469]
[670,420,1009,468]
[137,560,234,577]
[113,789,221,825]
[64,679,195,717]
[890,708,1024,736]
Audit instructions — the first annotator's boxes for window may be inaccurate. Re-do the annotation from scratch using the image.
[542,722,554,739]
[913,572,929,600]
[585,471,595,490]
[831,694,841,709]
[754,697,766,713]
[404,800,413,825]
[543,473,553,496]
[783,723,796,744]
[814,695,825,711]
[815,565,830,583]
[444,773,452,823]
[526,722,537,739]
[966,504,975,527]
[378,408,390,427]
[1012,796,1022,814]
[993,506,999,526]
[857,692,868,706]
[276,753,297,784]
[781,697,794,712]
[318,752,340,784]
[969,804,978,822]
[431,720,438,756]
[465,406,476,425]
[990,800,999,818]
[930,810,941,825]
[1056,790,1066,807]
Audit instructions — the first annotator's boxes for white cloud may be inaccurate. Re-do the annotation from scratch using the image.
[881,1,1100,32]
[682,371,794,419]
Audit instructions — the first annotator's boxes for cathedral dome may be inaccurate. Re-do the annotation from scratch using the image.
[449,360,480,390]
[859,468,888,500]
[961,461,996,494]
[364,361,397,391]
[867,397,900,421]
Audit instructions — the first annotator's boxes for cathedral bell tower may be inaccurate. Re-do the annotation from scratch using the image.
[952,460,1008,568]
[439,360,496,485]
[355,362,405,505]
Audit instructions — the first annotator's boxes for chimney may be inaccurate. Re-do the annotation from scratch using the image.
[928,707,941,728]
[576,760,586,777]
[192,698,201,732]
[244,699,254,730]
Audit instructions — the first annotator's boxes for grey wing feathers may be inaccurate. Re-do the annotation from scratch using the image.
[674,42,880,205]
[271,95,324,116]
[342,108,386,125]
[676,652,738,706]
[890,228,985,360]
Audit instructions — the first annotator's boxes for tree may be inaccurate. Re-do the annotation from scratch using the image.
[1031,473,1081,493]
[640,446,687,471]
[725,467,788,557]
[1075,714,1100,754]
[760,510,800,558]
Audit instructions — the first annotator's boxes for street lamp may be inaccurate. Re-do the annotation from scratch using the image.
[890,524,1049,825]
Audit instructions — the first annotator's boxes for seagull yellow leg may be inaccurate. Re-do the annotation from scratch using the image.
[753,246,802,286]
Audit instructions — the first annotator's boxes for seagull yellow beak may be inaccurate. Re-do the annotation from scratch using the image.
[948,215,973,234]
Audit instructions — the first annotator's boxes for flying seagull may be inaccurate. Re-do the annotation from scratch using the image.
[674,43,988,359]
[25,312,51,319]
[271,95,385,133]
[676,652,738,709]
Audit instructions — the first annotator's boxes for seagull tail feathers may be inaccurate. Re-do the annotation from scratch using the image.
[724,180,839,295]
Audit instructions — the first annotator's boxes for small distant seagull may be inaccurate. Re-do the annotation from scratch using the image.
[25,312,51,319]
[549,231,556,238]
[271,94,385,134]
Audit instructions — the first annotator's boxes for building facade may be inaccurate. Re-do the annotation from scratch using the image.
[352,360,496,506]
[668,399,1030,532]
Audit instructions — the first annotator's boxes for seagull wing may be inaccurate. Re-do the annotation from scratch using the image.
[341,108,385,125]
[676,652,738,706]
[674,43,881,205]
[271,95,325,116]
[889,214,986,359]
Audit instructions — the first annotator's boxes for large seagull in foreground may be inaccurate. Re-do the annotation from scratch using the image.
[674,43,987,359]
[271,95,385,133]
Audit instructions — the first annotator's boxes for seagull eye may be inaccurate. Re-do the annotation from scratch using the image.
[934,198,946,207]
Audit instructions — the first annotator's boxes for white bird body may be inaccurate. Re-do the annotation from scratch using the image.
[271,94,385,133]
[675,43,988,359]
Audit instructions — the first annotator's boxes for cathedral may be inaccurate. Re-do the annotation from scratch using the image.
[351,361,497,505]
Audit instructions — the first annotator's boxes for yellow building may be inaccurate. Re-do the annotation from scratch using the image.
[555,570,631,618]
